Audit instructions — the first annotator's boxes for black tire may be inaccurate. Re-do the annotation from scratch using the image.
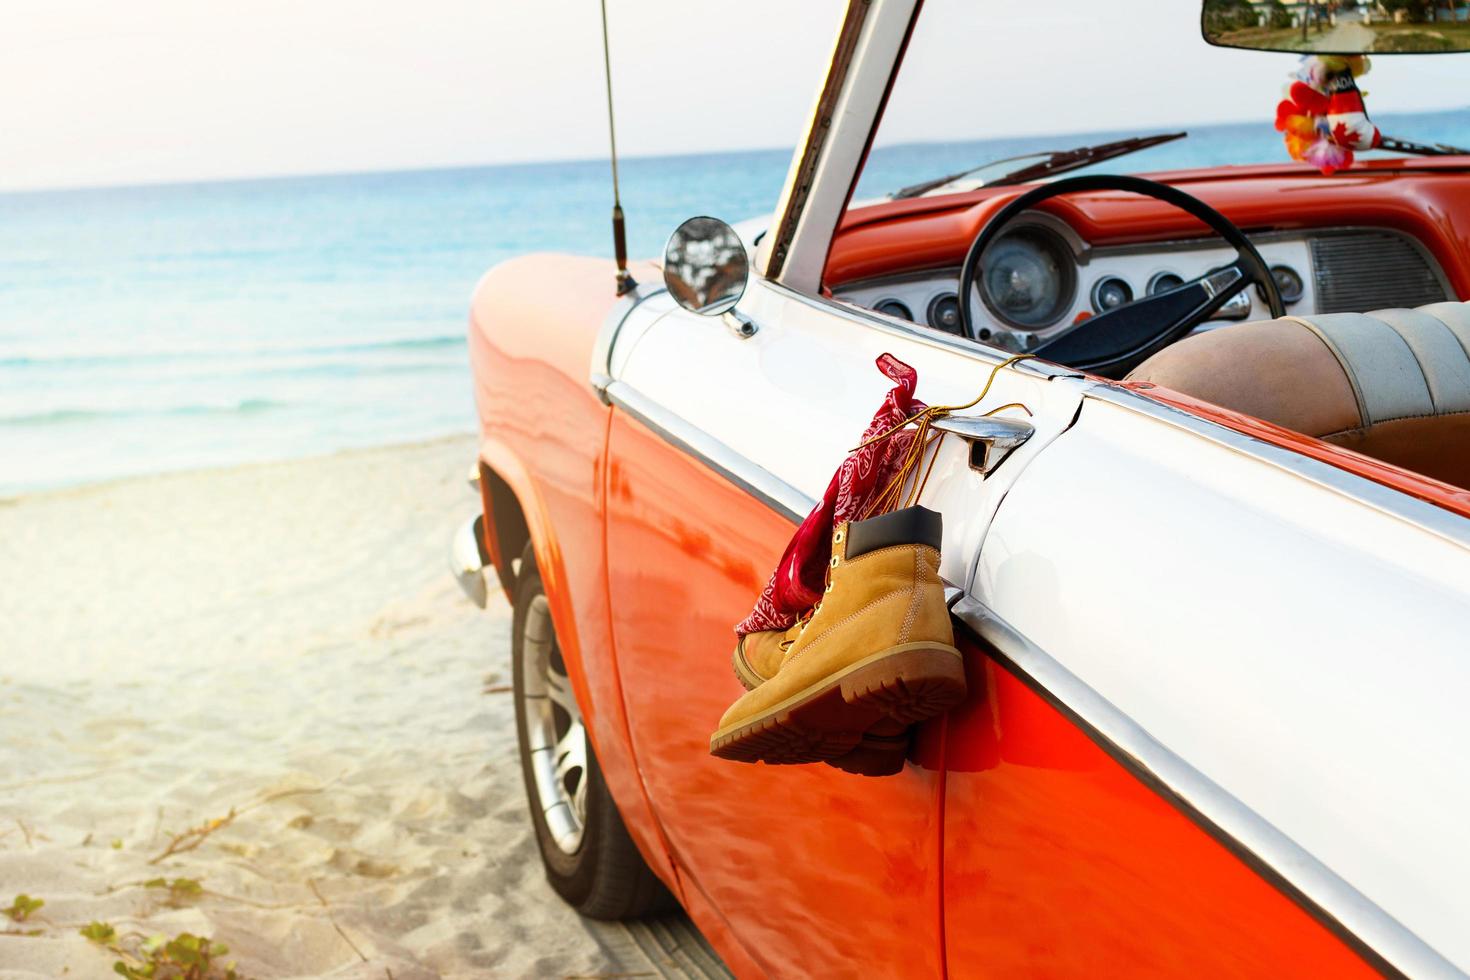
[511,544,673,920]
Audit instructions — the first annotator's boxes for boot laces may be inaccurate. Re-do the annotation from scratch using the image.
[781,546,838,651]
[779,602,820,651]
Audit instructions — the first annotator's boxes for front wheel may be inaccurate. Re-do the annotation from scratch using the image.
[511,544,672,919]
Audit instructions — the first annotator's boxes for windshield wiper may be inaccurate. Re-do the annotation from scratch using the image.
[1379,136,1470,157]
[891,132,1188,200]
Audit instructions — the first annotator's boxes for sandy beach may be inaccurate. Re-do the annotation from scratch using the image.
[0,437,720,979]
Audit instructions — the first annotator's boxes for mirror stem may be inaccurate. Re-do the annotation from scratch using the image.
[722,309,757,339]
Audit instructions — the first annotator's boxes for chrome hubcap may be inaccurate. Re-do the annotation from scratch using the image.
[521,595,587,853]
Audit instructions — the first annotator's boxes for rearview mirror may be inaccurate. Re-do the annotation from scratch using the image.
[663,216,749,317]
[1202,0,1470,53]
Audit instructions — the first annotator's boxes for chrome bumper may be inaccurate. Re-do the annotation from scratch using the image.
[449,513,489,608]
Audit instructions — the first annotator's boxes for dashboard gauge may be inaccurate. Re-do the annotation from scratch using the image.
[926,293,963,335]
[873,298,913,321]
[1091,276,1134,313]
[1263,264,1305,305]
[978,227,1075,330]
[1147,271,1185,295]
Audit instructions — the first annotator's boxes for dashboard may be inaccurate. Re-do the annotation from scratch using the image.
[833,211,1453,354]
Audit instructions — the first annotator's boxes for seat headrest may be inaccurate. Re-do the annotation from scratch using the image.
[1289,305,1470,428]
[1126,301,1470,490]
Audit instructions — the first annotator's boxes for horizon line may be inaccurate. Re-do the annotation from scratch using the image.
[2,106,1465,197]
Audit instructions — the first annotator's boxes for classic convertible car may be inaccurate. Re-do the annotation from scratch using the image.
[451,1,1470,975]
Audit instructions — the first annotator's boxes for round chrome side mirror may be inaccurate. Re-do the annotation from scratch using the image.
[663,216,749,317]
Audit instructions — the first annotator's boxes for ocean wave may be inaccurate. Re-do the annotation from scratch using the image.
[0,398,286,426]
[0,334,464,368]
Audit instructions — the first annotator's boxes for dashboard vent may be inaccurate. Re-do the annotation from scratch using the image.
[1311,232,1451,313]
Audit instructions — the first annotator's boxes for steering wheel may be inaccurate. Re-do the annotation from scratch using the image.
[959,174,1285,378]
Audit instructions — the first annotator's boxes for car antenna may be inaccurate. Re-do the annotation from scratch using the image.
[599,0,636,296]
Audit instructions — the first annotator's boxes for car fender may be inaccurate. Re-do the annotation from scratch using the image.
[469,253,680,891]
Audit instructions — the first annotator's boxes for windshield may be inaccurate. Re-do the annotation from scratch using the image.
[851,0,1470,203]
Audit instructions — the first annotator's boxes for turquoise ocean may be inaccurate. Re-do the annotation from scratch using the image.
[2,111,1465,495]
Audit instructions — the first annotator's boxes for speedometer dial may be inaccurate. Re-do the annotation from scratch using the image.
[979,227,1075,331]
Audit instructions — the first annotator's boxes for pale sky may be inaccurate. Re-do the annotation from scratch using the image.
[4,0,1468,192]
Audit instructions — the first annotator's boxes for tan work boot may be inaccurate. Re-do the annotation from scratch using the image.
[711,506,963,765]
[732,627,912,777]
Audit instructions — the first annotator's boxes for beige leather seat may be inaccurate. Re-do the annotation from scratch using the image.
[1127,302,1470,489]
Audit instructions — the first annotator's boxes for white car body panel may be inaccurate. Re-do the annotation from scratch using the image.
[976,394,1470,971]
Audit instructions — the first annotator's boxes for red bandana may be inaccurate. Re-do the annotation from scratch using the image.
[736,353,926,636]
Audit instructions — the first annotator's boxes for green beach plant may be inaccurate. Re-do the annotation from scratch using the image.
[143,877,205,905]
[113,931,241,980]
[3,893,43,922]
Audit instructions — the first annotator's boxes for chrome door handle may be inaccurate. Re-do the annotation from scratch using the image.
[929,415,1035,476]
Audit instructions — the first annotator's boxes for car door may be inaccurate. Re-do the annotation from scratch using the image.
[600,269,1086,978]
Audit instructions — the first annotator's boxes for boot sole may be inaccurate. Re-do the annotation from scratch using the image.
[709,642,964,765]
[733,644,914,777]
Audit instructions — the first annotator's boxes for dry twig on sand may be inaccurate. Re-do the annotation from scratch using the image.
[149,812,239,866]
[149,781,338,865]
[307,880,392,980]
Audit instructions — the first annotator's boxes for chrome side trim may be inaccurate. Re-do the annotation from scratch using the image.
[1090,384,1470,549]
[604,380,815,523]
[953,596,1456,980]
[590,283,667,402]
